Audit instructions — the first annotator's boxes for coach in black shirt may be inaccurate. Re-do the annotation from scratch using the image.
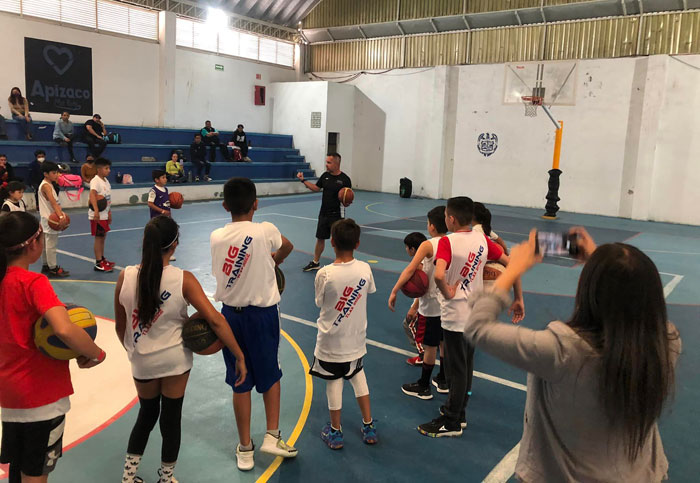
[297,152,351,271]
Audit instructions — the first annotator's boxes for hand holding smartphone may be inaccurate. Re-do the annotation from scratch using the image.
[535,231,579,257]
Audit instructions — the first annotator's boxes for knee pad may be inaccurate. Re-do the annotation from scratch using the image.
[136,395,161,430]
[326,378,344,411]
[349,370,369,398]
[159,396,184,463]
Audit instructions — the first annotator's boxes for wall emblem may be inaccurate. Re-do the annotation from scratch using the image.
[477,133,498,157]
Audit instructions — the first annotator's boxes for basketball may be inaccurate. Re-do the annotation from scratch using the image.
[182,313,223,355]
[275,265,285,294]
[483,262,506,281]
[338,187,354,207]
[34,304,98,360]
[47,212,70,231]
[169,192,184,209]
[96,194,107,212]
[401,269,429,298]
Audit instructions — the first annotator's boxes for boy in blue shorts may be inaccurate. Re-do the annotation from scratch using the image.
[210,177,296,471]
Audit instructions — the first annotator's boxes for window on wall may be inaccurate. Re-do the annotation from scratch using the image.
[175,16,295,68]
[0,0,158,40]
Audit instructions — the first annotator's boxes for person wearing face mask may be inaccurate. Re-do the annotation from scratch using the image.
[8,87,33,140]
[28,150,46,209]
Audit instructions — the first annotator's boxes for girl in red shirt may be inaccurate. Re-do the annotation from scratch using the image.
[0,212,106,483]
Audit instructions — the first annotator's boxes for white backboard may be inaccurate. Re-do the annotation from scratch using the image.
[504,61,578,105]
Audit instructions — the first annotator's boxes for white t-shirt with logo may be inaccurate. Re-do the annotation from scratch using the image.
[210,221,282,308]
[435,230,503,332]
[313,259,376,363]
[88,176,111,220]
[417,237,442,318]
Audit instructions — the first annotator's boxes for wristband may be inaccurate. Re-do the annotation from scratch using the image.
[92,349,106,363]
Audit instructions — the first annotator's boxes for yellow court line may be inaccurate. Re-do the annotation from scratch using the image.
[256,329,313,483]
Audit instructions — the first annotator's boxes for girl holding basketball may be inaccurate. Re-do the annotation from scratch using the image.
[0,212,106,483]
[114,216,246,483]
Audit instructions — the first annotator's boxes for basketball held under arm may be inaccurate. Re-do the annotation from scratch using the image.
[43,183,64,218]
[182,271,246,362]
[272,235,294,265]
[44,306,104,361]
[389,241,433,311]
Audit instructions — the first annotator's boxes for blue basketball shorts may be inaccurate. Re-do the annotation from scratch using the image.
[221,304,283,394]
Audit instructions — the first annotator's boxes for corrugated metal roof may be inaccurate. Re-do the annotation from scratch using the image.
[216,0,323,27]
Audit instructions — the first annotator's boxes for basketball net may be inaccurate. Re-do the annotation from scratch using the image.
[522,96,543,117]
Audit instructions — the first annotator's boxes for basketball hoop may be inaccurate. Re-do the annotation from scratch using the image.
[522,96,543,117]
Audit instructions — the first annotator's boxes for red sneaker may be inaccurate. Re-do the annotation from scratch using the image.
[406,355,423,366]
[103,258,116,268]
[94,260,114,272]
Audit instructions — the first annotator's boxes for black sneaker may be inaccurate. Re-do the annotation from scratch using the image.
[417,415,463,438]
[401,382,432,400]
[47,266,70,278]
[302,261,320,272]
[439,405,467,429]
[41,264,50,274]
[432,376,449,394]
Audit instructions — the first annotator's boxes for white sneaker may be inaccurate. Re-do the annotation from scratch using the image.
[236,444,254,471]
[260,433,297,458]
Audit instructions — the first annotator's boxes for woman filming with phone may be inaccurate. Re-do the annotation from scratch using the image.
[466,227,680,482]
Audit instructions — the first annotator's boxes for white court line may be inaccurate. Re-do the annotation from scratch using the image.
[56,249,126,271]
[265,212,411,235]
[59,217,233,238]
[484,269,686,482]
[279,313,526,392]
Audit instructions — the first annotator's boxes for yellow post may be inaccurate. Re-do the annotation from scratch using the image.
[552,121,563,170]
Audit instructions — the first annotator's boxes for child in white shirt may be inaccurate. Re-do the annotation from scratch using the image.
[310,218,378,449]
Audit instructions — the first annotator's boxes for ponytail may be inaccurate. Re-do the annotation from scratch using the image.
[0,212,41,284]
[473,202,492,237]
[136,216,179,328]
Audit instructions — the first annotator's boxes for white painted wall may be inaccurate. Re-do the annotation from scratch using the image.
[271,81,328,174]
[353,90,386,192]
[174,48,296,133]
[0,12,297,131]
[648,55,700,225]
[312,54,700,225]
[0,13,159,126]
[326,82,356,181]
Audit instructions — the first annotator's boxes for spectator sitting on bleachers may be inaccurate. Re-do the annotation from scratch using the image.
[201,120,231,163]
[190,133,212,182]
[230,124,252,162]
[53,111,77,163]
[165,152,185,183]
[8,87,33,140]
[28,150,48,208]
[84,113,107,157]
[0,154,20,182]
[81,155,97,188]
[0,106,7,140]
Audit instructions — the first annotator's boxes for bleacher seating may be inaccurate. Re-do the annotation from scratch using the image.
[1,120,315,186]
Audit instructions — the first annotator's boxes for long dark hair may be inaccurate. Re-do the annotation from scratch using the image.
[8,87,24,104]
[473,202,492,236]
[137,216,179,328]
[569,243,676,461]
[0,212,41,284]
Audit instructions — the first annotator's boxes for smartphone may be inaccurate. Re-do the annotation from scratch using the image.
[535,231,579,257]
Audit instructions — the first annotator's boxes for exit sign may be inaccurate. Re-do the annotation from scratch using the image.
[215,64,224,71]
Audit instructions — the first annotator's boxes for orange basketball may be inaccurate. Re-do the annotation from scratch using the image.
[401,269,429,298]
[338,187,354,207]
[169,192,184,209]
[48,212,70,231]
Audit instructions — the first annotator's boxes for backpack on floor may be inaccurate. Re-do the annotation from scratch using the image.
[400,178,412,198]
[103,132,121,144]
[58,173,84,201]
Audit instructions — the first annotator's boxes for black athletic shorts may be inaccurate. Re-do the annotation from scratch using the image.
[421,314,443,347]
[0,415,65,477]
[309,357,363,380]
[316,213,342,240]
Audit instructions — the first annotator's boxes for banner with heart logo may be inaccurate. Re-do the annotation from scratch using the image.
[25,37,93,115]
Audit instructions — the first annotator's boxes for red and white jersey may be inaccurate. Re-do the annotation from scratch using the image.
[119,265,190,356]
[314,259,376,362]
[210,221,282,308]
[418,237,442,318]
[435,230,503,331]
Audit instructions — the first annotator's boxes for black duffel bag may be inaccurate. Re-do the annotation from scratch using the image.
[400,178,412,198]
